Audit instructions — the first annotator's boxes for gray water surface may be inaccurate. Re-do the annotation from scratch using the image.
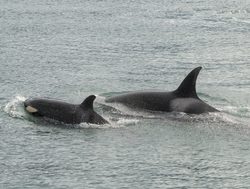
[1,0,250,188]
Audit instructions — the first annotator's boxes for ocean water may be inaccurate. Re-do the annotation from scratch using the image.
[1,0,250,188]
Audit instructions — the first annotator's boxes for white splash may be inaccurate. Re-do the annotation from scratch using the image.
[4,95,27,119]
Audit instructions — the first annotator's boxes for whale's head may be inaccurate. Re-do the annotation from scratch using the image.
[24,98,43,116]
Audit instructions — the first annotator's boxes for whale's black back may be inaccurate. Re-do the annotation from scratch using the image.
[106,67,218,114]
[24,95,108,124]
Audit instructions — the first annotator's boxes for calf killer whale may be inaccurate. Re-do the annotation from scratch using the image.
[106,67,218,114]
[24,95,109,125]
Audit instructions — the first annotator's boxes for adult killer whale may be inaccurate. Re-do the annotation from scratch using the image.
[24,95,109,125]
[106,67,218,114]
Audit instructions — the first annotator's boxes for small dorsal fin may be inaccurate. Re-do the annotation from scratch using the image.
[175,67,202,98]
[80,95,96,110]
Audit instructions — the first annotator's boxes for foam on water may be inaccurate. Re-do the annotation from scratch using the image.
[223,105,250,118]
[3,95,27,119]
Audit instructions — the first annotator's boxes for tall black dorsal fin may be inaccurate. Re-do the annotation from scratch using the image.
[175,67,202,98]
[80,95,96,110]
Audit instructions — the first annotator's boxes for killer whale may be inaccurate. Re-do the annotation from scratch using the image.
[24,95,109,125]
[106,67,218,114]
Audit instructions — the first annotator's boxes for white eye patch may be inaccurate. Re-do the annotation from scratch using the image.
[26,106,38,113]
